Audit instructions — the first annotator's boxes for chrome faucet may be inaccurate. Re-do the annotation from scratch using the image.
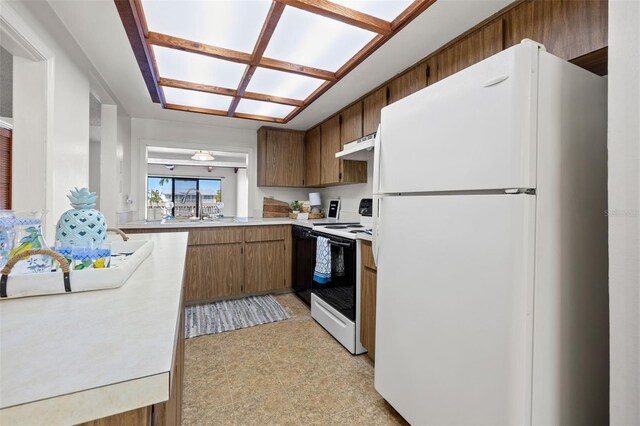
[181,188,206,220]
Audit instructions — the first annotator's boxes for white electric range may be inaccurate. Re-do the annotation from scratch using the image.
[296,199,372,355]
[311,199,373,239]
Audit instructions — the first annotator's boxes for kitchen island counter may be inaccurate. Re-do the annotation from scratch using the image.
[0,232,188,425]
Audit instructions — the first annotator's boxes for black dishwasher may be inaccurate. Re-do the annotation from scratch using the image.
[292,225,316,306]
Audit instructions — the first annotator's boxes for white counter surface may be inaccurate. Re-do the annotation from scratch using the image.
[119,217,332,230]
[0,232,188,425]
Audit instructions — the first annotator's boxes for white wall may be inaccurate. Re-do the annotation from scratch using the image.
[146,164,239,217]
[319,158,373,221]
[608,1,640,424]
[130,118,309,219]
[2,1,130,240]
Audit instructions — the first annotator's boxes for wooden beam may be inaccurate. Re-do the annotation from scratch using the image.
[147,31,252,64]
[251,2,286,62]
[284,0,436,122]
[228,2,286,116]
[391,0,437,30]
[147,32,335,80]
[165,103,283,123]
[158,77,304,106]
[258,57,335,80]
[114,0,162,103]
[227,65,257,116]
[276,0,392,35]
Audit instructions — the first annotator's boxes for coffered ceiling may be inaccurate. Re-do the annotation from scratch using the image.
[115,0,436,123]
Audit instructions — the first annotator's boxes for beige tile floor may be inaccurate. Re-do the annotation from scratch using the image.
[182,293,409,426]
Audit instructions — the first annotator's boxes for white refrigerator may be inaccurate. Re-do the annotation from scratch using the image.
[372,40,609,425]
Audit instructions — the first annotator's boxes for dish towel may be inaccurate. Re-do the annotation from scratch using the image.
[333,247,345,277]
[313,236,332,284]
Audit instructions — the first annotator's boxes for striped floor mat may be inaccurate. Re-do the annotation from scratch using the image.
[185,295,290,338]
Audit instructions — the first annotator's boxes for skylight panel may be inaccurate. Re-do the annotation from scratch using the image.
[246,68,325,100]
[331,0,414,21]
[263,7,377,72]
[153,46,245,89]
[141,0,272,53]
[235,99,296,119]
[163,87,232,111]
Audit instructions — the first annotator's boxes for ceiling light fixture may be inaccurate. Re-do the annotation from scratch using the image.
[192,150,215,161]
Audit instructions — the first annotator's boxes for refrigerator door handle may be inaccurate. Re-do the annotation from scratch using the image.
[373,123,382,195]
[372,195,380,266]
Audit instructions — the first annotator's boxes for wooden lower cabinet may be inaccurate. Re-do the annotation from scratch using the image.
[79,407,151,426]
[245,241,285,293]
[360,240,378,360]
[127,226,292,304]
[185,244,244,302]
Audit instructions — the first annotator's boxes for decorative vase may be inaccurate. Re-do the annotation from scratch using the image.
[9,210,52,275]
[56,188,107,247]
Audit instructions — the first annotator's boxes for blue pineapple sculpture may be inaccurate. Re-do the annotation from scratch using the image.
[56,188,107,246]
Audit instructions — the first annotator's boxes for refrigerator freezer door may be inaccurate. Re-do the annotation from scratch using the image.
[379,42,540,194]
[374,194,536,425]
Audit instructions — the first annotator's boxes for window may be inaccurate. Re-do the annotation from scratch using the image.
[147,176,222,219]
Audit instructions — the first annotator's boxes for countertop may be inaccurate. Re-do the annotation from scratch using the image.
[119,217,374,241]
[0,232,188,425]
[120,217,327,230]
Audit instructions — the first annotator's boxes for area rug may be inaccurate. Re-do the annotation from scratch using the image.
[185,295,290,338]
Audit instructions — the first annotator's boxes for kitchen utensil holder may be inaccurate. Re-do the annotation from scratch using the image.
[1,249,71,298]
[107,228,130,241]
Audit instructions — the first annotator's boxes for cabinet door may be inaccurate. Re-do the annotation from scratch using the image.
[363,86,386,136]
[320,115,341,185]
[388,62,427,104]
[266,130,305,187]
[305,126,322,187]
[185,244,243,302]
[340,102,363,145]
[435,20,503,83]
[245,241,285,293]
[360,266,377,358]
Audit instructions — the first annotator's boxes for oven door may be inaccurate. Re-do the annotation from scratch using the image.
[310,232,357,321]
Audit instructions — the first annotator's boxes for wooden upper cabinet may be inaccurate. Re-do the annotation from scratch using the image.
[388,62,427,105]
[340,102,363,145]
[320,115,342,185]
[503,0,607,61]
[305,126,322,187]
[435,19,504,83]
[363,86,387,136]
[257,127,305,187]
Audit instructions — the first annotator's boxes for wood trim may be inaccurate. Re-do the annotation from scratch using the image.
[147,31,252,64]
[158,77,304,106]
[165,103,284,123]
[114,0,163,103]
[228,2,286,116]
[147,32,335,82]
[276,0,392,35]
[284,0,435,122]
[228,65,257,116]
[258,57,335,80]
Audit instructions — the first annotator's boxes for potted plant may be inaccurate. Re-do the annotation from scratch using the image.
[290,200,302,213]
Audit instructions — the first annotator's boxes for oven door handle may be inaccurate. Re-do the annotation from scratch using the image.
[307,234,353,248]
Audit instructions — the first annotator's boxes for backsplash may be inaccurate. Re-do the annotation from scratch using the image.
[319,159,373,221]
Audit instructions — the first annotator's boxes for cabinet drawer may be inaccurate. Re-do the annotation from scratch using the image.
[188,228,243,246]
[244,226,286,242]
[361,240,376,271]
